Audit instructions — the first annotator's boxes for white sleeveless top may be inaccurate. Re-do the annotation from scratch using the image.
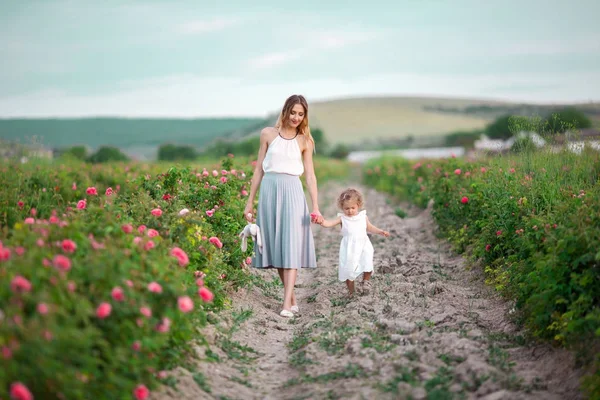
[262,134,304,176]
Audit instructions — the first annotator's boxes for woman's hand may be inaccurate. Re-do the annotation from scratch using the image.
[310,211,324,224]
[243,205,254,223]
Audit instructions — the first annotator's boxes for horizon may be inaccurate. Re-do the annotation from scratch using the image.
[1,1,599,118]
[1,94,598,120]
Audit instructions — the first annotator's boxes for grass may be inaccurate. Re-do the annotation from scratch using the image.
[193,372,212,393]
[310,97,492,145]
[394,207,408,218]
[284,364,367,387]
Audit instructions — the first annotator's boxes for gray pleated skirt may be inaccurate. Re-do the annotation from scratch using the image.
[253,172,317,269]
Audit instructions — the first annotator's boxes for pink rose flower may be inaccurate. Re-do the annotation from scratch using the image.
[151,208,162,217]
[10,275,32,293]
[170,247,189,267]
[132,341,142,352]
[37,303,49,315]
[155,317,171,333]
[10,382,33,400]
[0,247,11,261]
[86,187,98,195]
[121,224,134,234]
[96,302,112,319]
[178,296,194,313]
[147,282,163,293]
[209,236,223,249]
[53,254,72,272]
[133,384,150,400]
[61,239,77,253]
[198,287,214,302]
[111,287,125,302]
[77,199,87,209]
[140,307,152,318]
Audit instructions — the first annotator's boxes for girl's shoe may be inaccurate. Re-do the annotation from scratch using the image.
[290,305,299,313]
[362,280,372,295]
[280,309,294,318]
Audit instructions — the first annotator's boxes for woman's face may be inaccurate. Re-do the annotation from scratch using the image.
[287,103,305,129]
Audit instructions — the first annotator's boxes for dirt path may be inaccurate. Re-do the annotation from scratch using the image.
[154,181,583,400]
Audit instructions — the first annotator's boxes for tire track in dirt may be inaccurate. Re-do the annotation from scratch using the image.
[154,181,583,400]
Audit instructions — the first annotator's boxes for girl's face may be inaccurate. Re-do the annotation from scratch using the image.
[342,200,359,217]
[287,104,305,129]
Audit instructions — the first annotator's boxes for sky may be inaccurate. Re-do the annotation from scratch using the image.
[0,0,599,118]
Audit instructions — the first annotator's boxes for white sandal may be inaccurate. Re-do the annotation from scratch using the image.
[280,309,294,318]
[290,305,299,313]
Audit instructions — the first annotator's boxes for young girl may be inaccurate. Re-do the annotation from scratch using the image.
[318,188,389,296]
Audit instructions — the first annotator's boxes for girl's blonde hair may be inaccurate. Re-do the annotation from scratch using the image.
[337,188,364,209]
[275,94,315,149]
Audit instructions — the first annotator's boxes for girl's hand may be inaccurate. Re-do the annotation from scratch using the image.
[310,211,323,224]
[380,230,390,237]
[243,205,254,222]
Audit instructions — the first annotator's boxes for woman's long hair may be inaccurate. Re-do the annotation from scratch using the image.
[275,94,315,149]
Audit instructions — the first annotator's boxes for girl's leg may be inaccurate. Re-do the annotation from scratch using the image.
[279,268,297,308]
[362,272,373,295]
[282,269,298,310]
[346,279,355,295]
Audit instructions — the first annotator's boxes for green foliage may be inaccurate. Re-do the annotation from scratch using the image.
[87,146,130,163]
[158,143,198,161]
[61,145,88,160]
[0,118,261,150]
[328,143,350,159]
[485,115,516,139]
[201,136,260,158]
[0,157,256,399]
[444,130,482,148]
[311,128,327,152]
[363,150,600,397]
[546,107,592,133]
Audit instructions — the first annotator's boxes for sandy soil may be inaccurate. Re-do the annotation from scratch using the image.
[153,181,583,400]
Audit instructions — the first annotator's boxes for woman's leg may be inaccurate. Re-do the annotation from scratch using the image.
[282,269,297,310]
[277,268,296,307]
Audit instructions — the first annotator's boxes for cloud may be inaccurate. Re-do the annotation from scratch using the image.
[247,28,384,70]
[247,50,305,69]
[177,17,242,35]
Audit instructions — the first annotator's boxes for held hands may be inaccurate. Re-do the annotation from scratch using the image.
[310,211,324,225]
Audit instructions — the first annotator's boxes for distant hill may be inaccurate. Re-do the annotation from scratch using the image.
[2,97,598,159]
[229,97,600,150]
[307,96,600,146]
[0,117,263,160]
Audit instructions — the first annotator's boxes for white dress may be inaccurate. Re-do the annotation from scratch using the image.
[338,210,374,281]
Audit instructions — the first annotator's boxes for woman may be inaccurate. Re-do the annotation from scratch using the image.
[243,94,324,318]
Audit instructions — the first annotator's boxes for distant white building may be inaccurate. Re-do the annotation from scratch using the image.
[347,146,465,163]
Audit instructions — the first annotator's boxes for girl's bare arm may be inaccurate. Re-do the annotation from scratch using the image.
[320,216,342,228]
[366,217,390,237]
